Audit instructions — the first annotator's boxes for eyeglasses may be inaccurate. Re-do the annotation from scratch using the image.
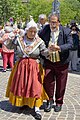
[50,21,57,24]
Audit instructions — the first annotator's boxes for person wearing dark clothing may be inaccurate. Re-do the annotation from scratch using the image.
[38,14,73,112]
[69,25,79,71]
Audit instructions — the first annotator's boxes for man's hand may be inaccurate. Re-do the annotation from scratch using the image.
[49,44,61,52]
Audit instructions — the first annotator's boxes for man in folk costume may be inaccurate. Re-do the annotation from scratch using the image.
[38,13,73,112]
[6,19,49,120]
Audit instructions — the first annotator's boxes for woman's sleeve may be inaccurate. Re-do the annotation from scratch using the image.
[39,40,49,58]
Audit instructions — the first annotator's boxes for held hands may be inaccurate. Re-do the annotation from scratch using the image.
[48,44,61,52]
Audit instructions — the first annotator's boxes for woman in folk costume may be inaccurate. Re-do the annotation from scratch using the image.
[6,19,49,120]
[0,26,15,72]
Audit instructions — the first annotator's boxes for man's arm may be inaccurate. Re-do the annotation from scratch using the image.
[59,27,73,52]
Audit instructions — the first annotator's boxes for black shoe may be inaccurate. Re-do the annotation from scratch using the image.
[35,112,42,120]
[54,105,62,112]
[44,100,53,112]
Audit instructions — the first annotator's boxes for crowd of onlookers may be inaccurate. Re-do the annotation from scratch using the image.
[0,21,25,72]
[0,14,80,72]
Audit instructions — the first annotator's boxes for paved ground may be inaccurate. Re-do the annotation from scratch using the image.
[0,54,80,120]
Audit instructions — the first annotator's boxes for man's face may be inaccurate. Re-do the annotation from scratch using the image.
[49,16,59,31]
[40,18,46,25]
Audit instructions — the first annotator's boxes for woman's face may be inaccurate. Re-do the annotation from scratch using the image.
[72,27,76,31]
[71,26,77,34]
[27,27,37,40]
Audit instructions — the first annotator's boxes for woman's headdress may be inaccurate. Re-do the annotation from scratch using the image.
[26,18,37,31]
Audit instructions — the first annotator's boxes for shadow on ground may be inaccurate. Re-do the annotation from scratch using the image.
[0,100,46,118]
[0,66,3,71]
[0,100,36,117]
[68,70,80,75]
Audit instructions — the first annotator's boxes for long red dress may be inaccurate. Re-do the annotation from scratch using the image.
[6,36,49,108]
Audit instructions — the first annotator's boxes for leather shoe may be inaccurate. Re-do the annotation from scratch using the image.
[35,112,42,120]
[54,105,62,112]
[44,100,53,112]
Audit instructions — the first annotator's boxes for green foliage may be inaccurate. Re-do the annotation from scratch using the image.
[0,0,25,24]
[60,0,80,24]
[28,0,53,22]
[0,0,80,25]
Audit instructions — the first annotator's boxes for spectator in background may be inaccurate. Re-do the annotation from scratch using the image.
[9,17,14,26]
[37,14,48,30]
[69,25,79,71]
[77,23,80,60]
[17,19,23,29]
[70,20,79,32]
[0,26,15,72]
[0,25,5,38]
[0,25,5,49]
[70,20,80,63]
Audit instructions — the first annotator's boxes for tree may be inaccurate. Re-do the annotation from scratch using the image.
[24,0,53,22]
[77,0,80,2]
[0,0,26,24]
[0,0,53,24]
[59,0,80,24]
[23,0,80,24]
[0,0,80,25]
